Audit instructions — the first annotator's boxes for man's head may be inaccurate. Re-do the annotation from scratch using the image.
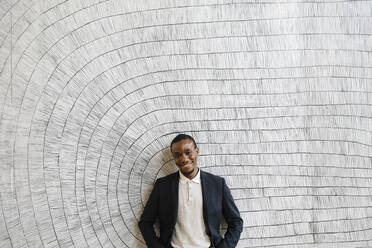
[170,134,199,179]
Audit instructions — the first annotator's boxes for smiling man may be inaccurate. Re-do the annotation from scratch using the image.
[138,134,243,248]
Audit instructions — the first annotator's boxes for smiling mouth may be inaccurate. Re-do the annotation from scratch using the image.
[178,162,193,167]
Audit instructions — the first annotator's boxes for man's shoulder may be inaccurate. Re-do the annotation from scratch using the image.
[155,171,178,184]
[200,169,225,183]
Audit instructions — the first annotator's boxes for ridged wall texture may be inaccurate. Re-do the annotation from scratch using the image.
[0,0,371,247]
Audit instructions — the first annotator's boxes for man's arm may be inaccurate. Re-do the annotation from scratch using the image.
[138,180,166,248]
[216,178,243,248]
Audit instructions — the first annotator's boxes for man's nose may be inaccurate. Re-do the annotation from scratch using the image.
[180,154,188,163]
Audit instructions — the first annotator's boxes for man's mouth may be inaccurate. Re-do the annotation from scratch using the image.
[178,162,193,167]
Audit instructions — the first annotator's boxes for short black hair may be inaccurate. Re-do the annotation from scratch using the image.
[170,133,197,151]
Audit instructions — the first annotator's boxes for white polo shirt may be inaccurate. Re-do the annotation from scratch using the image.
[171,169,211,248]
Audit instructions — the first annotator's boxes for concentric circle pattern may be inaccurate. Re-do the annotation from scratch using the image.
[1,0,372,247]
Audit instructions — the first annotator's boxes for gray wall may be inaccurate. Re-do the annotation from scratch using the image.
[1,0,371,247]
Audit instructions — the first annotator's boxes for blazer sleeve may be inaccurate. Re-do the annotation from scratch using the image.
[216,178,243,248]
[138,180,166,248]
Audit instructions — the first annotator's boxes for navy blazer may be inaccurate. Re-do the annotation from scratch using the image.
[138,170,243,248]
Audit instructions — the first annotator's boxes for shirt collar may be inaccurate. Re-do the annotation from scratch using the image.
[179,168,201,184]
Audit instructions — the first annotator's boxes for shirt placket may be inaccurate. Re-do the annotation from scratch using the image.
[187,181,191,203]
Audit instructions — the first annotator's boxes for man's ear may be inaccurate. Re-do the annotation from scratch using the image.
[195,146,199,155]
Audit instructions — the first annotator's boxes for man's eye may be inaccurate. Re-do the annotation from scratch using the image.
[185,152,190,155]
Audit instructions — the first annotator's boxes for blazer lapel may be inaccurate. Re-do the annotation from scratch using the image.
[200,170,210,229]
[171,172,179,227]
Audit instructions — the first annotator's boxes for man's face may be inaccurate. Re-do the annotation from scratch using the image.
[171,138,199,178]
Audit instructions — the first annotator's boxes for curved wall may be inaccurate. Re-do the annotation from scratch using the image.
[0,1,371,247]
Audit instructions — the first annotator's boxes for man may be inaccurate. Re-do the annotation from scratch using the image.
[138,134,243,248]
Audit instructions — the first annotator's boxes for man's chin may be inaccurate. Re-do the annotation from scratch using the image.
[181,168,194,176]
